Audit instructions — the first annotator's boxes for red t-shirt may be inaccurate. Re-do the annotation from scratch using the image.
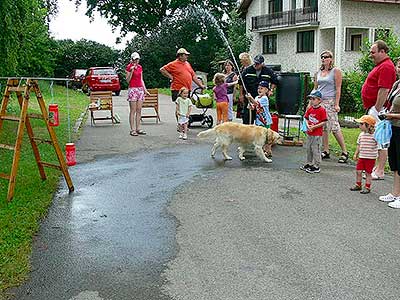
[361,57,396,109]
[304,105,327,136]
[162,59,195,91]
[125,63,143,88]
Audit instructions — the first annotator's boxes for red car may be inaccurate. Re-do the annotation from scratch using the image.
[82,67,121,96]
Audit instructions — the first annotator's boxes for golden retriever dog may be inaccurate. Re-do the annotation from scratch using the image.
[197,122,280,162]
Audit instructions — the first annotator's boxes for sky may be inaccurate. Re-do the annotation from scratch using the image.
[49,0,133,50]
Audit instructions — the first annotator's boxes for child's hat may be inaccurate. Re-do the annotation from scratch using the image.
[355,115,376,126]
[307,90,322,99]
[258,81,270,88]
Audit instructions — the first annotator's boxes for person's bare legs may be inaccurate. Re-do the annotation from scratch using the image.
[374,149,388,178]
[135,100,143,132]
[129,101,137,133]
[333,130,347,154]
[322,130,330,153]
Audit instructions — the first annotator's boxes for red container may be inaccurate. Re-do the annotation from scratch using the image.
[48,104,59,126]
[66,143,76,166]
[271,113,279,132]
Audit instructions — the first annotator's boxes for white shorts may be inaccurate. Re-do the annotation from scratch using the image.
[178,115,189,125]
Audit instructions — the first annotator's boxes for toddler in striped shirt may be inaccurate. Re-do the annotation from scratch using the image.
[350,115,378,194]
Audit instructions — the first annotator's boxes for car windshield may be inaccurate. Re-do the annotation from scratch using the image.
[75,69,86,76]
[93,68,116,75]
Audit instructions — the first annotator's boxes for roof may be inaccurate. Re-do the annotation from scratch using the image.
[237,0,253,16]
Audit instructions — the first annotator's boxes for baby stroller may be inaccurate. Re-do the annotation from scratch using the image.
[189,87,214,128]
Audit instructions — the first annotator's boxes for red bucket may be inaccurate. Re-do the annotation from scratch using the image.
[271,113,279,132]
[48,104,59,126]
[66,143,76,166]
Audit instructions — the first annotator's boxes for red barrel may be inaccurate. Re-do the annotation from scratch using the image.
[271,113,279,132]
[65,143,76,166]
[48,104,59,126]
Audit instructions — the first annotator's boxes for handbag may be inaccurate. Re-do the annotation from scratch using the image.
[374,119,392,147]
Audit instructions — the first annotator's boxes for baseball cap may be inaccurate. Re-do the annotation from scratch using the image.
[253,54,265,64]
[258,81,270,88]
[176,48,190,55]
[131,52,140,60]
[355,115,376,126]
[307,90,322,99]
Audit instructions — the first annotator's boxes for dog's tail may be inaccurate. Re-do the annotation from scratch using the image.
[197,127,216,138]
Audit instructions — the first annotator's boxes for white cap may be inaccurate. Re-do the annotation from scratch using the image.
[131,52,140,60]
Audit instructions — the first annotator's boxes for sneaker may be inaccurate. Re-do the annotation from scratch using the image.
[379,193,396,202]
[300,164,311,171]
[360,188,370,194]
[350,184,362,191]
[388,199,400,208]
[178,133,183,139]
[306,166,320,173]
[182,134,187,140]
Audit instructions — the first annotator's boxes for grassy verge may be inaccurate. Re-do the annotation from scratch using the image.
[0,81,88,296]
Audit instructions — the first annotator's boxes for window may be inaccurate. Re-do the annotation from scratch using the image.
[268,0,283,13]
[297,31,314,53]
[374,28,390,40]
[351,34,362,51]
[263,35,277,54]
[303,0,318,10]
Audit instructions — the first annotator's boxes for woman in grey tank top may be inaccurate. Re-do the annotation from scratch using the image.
[314,50,349,163]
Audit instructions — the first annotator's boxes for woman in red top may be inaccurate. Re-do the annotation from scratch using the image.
[125,52,150,136]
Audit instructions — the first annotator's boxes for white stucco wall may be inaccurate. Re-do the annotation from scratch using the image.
[244,0,400,74]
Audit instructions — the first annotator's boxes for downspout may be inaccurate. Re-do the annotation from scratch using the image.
[336,0,343,68]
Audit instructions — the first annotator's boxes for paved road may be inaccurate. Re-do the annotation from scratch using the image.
[10,91,400,299]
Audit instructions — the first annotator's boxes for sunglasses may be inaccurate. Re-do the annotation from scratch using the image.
[321,55,332,59]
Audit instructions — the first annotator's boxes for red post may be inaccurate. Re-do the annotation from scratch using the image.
[65,143,76,166]
[48,104,59,126]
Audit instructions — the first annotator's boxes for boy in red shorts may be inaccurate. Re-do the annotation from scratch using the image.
[350,115,378,194]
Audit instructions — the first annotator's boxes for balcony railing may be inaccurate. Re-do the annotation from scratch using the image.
[252,7,319,31]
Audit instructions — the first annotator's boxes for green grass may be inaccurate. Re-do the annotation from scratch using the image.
[0,81,88,296]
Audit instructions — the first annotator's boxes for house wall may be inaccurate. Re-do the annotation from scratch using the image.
[264,30,319,73]
[245,0,400,74]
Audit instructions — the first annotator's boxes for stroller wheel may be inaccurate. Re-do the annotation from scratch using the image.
[206,115,213,128]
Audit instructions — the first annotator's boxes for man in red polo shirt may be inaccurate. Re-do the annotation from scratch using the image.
[361,40,396,180]
[160,48,205,102]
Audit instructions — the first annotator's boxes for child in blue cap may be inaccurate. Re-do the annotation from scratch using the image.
[246,81,273,156]
[301,90,327,173]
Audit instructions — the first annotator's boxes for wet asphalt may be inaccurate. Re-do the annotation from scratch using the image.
[10,92,400,300]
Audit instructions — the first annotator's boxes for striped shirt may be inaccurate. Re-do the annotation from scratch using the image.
[357,132,378,159]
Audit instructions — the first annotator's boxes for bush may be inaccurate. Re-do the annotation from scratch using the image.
[341,71,366,113]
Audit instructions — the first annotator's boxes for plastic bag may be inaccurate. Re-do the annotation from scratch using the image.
[301,118,308,132]
[374,119,392,147]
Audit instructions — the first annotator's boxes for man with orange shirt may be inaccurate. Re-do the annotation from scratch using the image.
[160,48,206,102]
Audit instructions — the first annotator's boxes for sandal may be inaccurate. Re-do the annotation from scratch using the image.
[338,152,349,163]
[321,151,330,159]
[130,130,138,136]
[350,184,362,191]
[137,129,146,135]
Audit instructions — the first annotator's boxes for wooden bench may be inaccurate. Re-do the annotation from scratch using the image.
[88,91,114,126]
[141,88,160,123]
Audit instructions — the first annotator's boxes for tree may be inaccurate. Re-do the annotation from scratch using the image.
[75,0,238,36]
[53,39,120,78]
[0,0,54,77]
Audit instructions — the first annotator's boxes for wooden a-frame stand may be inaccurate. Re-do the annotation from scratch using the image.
[0,79,74,202]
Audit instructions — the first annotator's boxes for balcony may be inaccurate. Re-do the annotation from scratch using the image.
[252,7,319,31]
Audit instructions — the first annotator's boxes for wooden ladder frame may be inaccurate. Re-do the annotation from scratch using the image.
[0,79,74,202]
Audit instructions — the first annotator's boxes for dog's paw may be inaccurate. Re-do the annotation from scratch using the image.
[224,156,233,161]
[211,154,215,159]
[239,156,246,161]
[264,158,272,163]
